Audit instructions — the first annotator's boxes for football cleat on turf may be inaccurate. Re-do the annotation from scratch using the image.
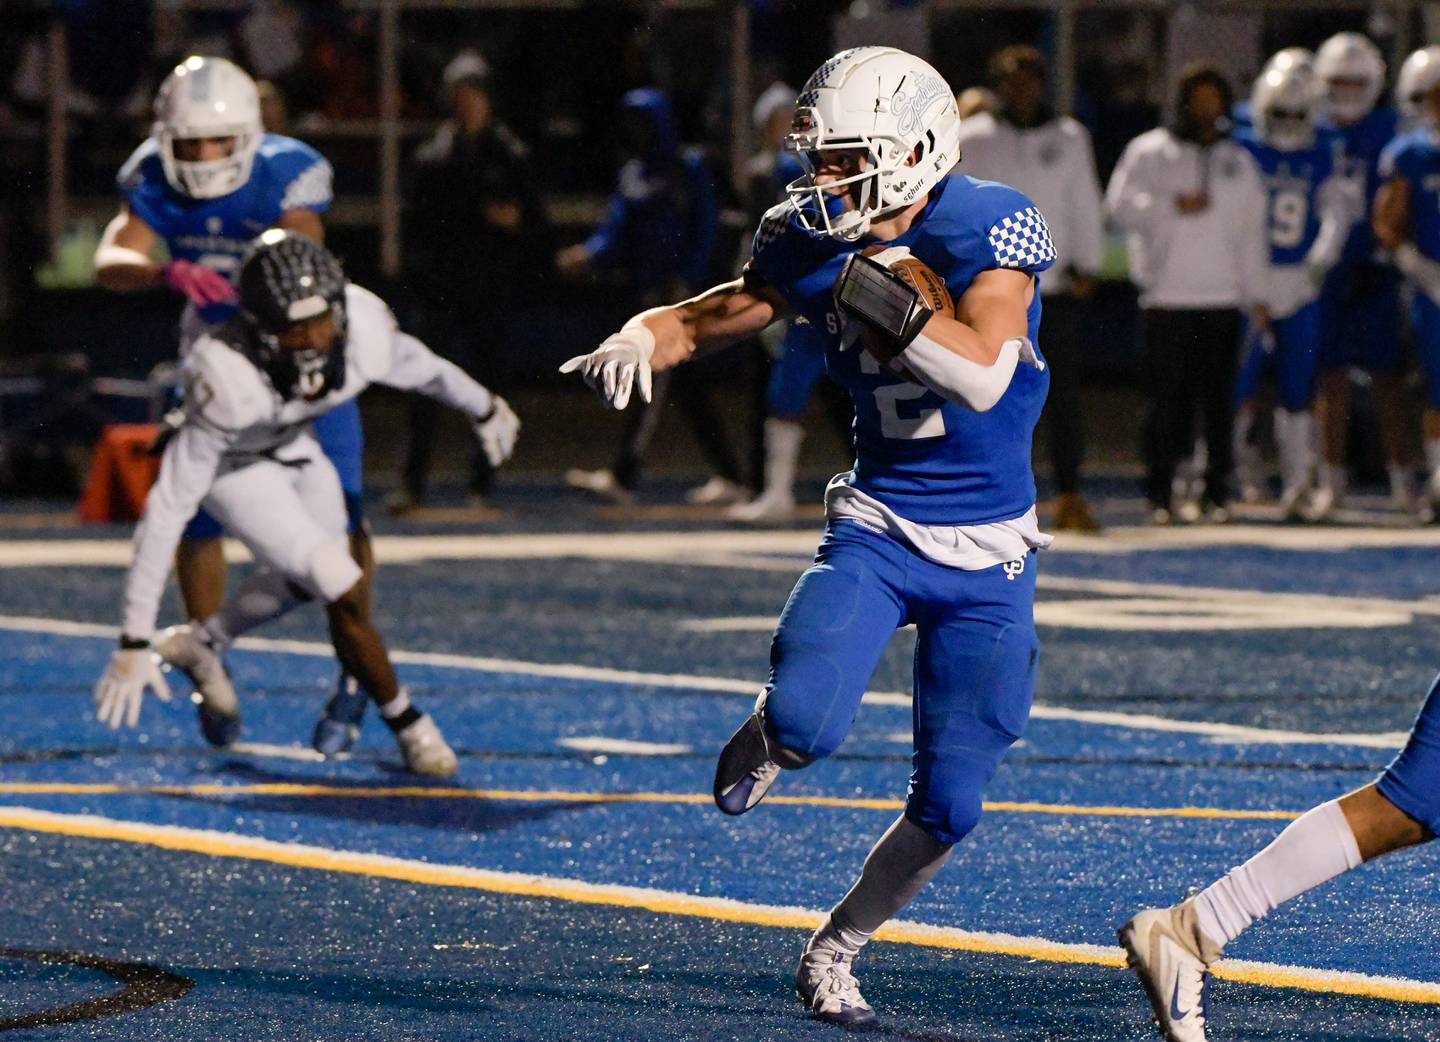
[155,624,240,747]
[312,675,368,756]
[713,712,781,815]
[396,713,458,777]
[795,947,877,1026]
[1119,902,1222,1042]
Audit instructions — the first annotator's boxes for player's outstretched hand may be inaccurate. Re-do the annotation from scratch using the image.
[473,396,520,467]
[94,646,172,730]
[558,326,654,410]
[160,259,237,308]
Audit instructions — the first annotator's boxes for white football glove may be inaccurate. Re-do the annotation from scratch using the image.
[558,323,655,410]
[94,644,172,730]
[473,396,520,467]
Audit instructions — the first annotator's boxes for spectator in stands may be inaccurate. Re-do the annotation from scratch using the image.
[558,87,744,507]
[1106,63,1269,524]
[956,86,998,121]
[388,49,548,514]
[957,45,1107,532]
[257,79,289,134]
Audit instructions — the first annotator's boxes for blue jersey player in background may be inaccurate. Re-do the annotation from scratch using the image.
[1231,61,1358,520]
[1376,72,1440,520]
[563,47,1053,1026]
[93,56,370,754]
[1312,32,1413,519]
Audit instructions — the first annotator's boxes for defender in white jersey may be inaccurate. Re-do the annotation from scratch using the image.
[93,231,519,775]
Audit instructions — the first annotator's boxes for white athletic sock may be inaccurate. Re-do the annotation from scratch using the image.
[809,815,953,956]
[1192,799,1362,950]
[1274,408,1317,495]
[1426,439,1440,481]
[378,687,413,720]
[200,569,304,650]
[1388,464,1416,506]
[762,418,804,500]
[1319,463,1347,499]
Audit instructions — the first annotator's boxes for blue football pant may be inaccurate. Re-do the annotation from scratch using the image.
[1410,294,1440,410]
[1235,302,1321,413]
[761,520,1039,844]
[1377,672,1440,837]
[1319,263,1401,374]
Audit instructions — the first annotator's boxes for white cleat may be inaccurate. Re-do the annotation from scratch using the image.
[1305,485,1337,523]
[795,947,877,1026]
[726,489,796,524]
[396,714,458,777]
[1119,902,1221,1042]
[686,476,748,506]
[154,624,240,746]
[1279,484,1312,523]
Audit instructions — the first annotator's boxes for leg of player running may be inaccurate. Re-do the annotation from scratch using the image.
[714,522,905,816]
[1121,673,1438,1042]
[801,547,1038,1025]
[175,534,227,621]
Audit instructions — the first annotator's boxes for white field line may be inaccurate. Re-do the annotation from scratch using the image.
[0,614,1407,749]
[7,523,1440,570]
[557,737,693,756]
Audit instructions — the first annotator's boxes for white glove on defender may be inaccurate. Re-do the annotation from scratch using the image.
[94,646,172,729]
[559,323,655,410]
[472,396,520,467]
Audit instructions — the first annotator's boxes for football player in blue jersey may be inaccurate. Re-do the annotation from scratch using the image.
[1121,671,1437,1042]
[563,47,1053,1025]
[1231,62,1359,520]
[1376,66,1440,519]
[92,56,369,752]
[1311,33,1414,519]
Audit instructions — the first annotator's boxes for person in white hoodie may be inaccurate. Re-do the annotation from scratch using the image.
[957,45,1106,532]
[1106,63,1270,523]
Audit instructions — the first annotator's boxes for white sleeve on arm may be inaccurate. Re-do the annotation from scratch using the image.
[1069,127,1107,274]
[1307,174,1363,273]
[897,332,1043,412]
[121,423,230,639]
[1104,140,1157,232]
[379,331,497,417]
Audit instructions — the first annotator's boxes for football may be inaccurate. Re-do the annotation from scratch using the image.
[856,247,952,377]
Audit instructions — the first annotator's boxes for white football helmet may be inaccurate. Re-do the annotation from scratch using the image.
[152,56,262,200]
[1264,47,1315,79]
[1252,63,1319,151]
[785,47,961,241]
[1397,46,1440,126]
[1315,33,1385,124]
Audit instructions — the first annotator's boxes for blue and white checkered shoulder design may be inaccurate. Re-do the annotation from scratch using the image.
[987,206,1056,270]
[754,201,796,256]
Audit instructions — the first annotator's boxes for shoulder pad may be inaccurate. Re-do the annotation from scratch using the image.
[183,336,273,432]
[344,283,399,382]
[261,135,334,211]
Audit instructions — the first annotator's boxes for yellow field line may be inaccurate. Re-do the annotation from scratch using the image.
[0,782,1302,821]
[0,804,1434,1006]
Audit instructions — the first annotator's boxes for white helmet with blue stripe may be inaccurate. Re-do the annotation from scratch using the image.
[152,56,262,199]
[785,47,962,241]
[1315,33,1385,124]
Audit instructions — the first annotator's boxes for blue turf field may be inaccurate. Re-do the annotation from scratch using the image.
[1,489,1437,1040]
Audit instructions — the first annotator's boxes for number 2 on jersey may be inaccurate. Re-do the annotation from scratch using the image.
[859,350,946,439]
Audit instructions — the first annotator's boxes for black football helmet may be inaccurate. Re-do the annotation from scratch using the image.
[237,229,348,401]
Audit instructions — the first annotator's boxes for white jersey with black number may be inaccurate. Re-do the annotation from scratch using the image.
[121,283,498,637]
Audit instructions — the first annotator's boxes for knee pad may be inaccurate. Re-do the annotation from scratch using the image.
[906,790,984,846]
[305,539,362,603]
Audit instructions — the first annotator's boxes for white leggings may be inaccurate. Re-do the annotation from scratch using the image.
[201,433,360,603]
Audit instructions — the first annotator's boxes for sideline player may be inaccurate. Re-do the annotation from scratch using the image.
[92,56,371,748]
[1311,33,1410,519]
[1231,61,1358,520]
[92,231,519,776]
[562,47,1052,1024]
[1375,65,1440,518]
[1119,672,1436,1041]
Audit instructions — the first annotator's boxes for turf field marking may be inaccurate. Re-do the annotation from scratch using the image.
[1,805,1436,1005]
[0,781,1302,821]
[0,614,1409,749]
[8,523,1440,570]
[556,737,693,756]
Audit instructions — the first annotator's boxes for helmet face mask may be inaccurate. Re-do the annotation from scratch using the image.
[783,47,961,241]
[1315,32,1384,125]
[239,230,349,402]
[153,56,262,199]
